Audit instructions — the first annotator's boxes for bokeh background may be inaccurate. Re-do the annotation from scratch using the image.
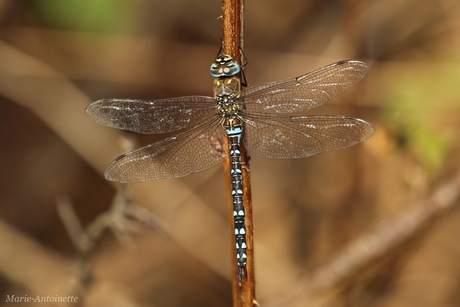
[1,0,460,306]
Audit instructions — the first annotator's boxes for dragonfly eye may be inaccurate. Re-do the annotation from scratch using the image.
[210,54,242,78]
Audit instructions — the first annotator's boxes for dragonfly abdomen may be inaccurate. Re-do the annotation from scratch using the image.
[226,121,248,281]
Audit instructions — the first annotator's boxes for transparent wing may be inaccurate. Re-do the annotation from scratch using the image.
[243,114,374,159]
[86,96,216,134]
[105,118,227,182]
[241,60,368,114]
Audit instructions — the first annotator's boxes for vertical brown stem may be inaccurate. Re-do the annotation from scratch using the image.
[221,0,256,306]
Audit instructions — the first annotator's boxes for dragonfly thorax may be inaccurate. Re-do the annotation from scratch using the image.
[214,76,242,119]
[216,93,241,119]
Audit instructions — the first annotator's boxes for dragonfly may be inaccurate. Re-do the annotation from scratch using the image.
[86,54,375,281]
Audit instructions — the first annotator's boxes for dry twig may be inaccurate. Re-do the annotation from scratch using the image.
[220,0,256,306]
[267,170,460,307]
[57,184,164,304]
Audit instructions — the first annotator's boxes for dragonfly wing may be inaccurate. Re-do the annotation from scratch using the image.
[242,61,368,114]
[105,119,227,182]
[243,115,374,159]
[86,96,216,134]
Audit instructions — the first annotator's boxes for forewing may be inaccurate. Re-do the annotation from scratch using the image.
[86,96,216,134]
[105,119,227,182]
[243,115,374,159]
[242,61,368,114]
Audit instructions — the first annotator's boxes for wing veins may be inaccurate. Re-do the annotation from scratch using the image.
[241,61,368,114]
[86,96,216,134]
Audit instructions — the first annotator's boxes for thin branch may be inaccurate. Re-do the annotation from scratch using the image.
[57,183,164,305]
[0,218,141,307]
[221,0,256,306]
[267,170,460,307]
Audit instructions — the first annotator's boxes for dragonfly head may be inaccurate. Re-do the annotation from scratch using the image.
[210,54,241,78]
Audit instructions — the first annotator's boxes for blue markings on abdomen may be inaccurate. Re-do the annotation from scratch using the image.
[226,121,248,281]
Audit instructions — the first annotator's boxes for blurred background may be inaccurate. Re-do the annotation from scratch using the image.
[1,0,460,306]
